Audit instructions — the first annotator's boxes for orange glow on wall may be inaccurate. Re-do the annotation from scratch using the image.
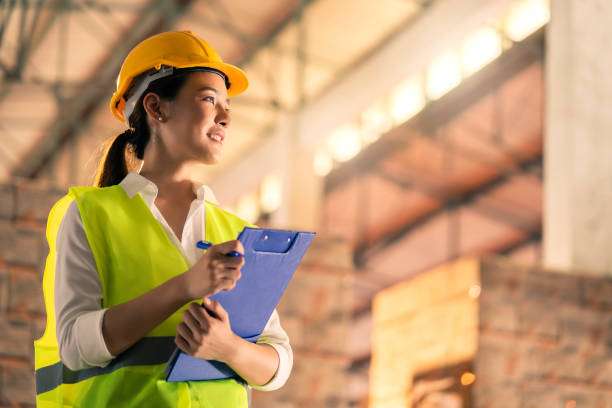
[460,371,476,386]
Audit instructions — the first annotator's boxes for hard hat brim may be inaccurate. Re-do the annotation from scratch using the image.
[110,60,249,123]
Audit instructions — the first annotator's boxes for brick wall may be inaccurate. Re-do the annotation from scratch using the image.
[0,180,64,408]
[476,258,612,408]
[251,237,354,408]
[371,256,612,408]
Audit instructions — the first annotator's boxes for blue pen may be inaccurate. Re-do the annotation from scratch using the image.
[196,240,243,258]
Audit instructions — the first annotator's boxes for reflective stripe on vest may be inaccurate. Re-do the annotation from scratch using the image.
[36,337,176,394]
[34,185,254,407]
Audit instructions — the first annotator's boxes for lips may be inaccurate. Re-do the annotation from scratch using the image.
[207,131,225,145]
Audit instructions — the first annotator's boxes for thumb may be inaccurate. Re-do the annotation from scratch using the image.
[204,298,228,321]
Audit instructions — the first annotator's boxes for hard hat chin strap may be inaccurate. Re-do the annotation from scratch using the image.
[122,65,231,123]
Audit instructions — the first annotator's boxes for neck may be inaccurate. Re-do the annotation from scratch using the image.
[139,144,200,201]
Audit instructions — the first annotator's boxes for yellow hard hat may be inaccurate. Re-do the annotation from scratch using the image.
[109,30,249,123]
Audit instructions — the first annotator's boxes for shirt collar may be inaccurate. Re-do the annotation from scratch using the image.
[119,172,219,208]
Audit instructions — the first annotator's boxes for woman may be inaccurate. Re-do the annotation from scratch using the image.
[34,31,292,407]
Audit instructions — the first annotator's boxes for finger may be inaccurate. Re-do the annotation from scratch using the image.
[176,323,196,349]
[188,302,210,326]
[201,297,220,319]
[175,334,191,354]
[214,278,237,292]
[193,303,214,327]
[182,309,204,339]
[211,254,244,270]
[212,267,240,285]
[213,272,240,291]
[209,261,243,285]
[211,240,244,258]
[214,267,241,282]
[205,298,228,322]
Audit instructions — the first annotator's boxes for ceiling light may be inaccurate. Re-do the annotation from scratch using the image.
[236,192,259,223]
[426,49,462,100]
[361,99,391,144]
[260,174,283,213]
[313,148,334,177]
[504,0,550,42]
[328,123,362,162]
[462,27,502,76]
[389,77,425,125]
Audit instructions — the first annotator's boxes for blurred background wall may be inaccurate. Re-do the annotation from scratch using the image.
[1,0,612,407]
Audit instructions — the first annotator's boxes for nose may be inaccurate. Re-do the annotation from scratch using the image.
[216,105,231,128]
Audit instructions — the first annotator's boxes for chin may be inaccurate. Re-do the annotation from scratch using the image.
[200,154,222,165]
[191,146,222,165]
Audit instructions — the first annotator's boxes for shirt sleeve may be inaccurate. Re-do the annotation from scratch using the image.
[55,200,114,371]
[249,309,293,391]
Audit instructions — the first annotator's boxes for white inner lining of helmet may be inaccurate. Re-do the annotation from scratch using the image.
[123,65,174,123]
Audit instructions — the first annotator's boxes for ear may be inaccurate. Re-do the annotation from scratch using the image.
[142,92,169,122]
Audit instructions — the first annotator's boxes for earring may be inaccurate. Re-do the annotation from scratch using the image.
[158,116,163,121]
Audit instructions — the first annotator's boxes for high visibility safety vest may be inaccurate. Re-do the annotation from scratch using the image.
[34,185,254,407]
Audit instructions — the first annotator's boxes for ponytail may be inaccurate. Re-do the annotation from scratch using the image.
[94,130,132,187]
[93,69,189,187]
[93,93,151,187]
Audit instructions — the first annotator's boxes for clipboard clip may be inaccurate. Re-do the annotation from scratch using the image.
[248,229,298,254]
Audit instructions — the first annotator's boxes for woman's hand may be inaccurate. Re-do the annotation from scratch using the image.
[175,298,239,362]
[175,298,282,386]
[182,240,245,300]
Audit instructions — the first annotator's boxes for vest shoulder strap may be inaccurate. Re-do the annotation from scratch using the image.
[204,201,257,244]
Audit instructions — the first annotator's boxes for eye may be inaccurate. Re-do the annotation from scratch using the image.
[202,95,216,104]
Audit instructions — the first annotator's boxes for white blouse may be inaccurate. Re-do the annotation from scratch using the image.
[54,172,292,391]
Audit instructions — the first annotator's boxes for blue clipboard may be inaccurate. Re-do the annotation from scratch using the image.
[164,227,315,382]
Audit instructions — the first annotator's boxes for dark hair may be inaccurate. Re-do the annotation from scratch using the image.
[93,71,190,187]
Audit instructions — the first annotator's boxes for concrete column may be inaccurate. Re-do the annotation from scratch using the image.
[544,0,612,274]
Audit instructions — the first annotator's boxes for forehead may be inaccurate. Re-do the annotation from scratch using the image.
[182,71,229,99]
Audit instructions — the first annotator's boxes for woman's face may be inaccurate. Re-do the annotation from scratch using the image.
[156,71,231,165]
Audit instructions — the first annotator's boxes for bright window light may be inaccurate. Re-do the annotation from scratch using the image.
[313,148,334,176]
[462,27,502,76]
[504,0,550,42]
[327,123,362,162]
[260,174,282,213]
[361,99,391,144]
[236,192,259,223]
[389,77,425,125]
[426,50,462,100]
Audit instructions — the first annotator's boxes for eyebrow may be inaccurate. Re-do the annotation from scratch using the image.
[197,86,230,105]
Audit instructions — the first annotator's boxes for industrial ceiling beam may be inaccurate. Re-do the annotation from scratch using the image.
[324,27,545,195]
[0,0,18,52]
[14,0,46,78]
[327,29,546,269]
[207,0,250,45]
[11,0,326,181]
[236,0,318,68]
[375,165,542,232]
[353,155,542,267]
[11,0,195,179]
[0,0,61,101]
[214,0,436,180]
